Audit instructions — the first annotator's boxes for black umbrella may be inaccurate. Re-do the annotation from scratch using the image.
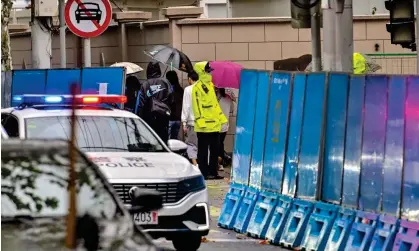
[144,45,193,73]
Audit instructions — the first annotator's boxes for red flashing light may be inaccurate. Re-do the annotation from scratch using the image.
[77,95,127,104]
[82,96,100,103]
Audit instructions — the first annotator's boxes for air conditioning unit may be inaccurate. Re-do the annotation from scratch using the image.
[34,0,58,17]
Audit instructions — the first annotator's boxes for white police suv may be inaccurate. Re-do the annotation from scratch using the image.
[1,94,210,251]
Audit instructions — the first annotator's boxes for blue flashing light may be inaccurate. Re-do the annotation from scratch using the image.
[13,96,23,102]
[44,96,63,103]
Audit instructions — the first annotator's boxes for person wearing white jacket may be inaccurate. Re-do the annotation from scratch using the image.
[216,87,235,171]
[181,71,199,166]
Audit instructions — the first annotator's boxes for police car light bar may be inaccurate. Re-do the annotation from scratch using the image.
[12,94,127,106]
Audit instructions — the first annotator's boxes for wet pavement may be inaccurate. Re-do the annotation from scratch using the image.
[155,167,287,251]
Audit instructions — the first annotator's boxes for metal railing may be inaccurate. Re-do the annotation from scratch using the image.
[365,53,417,75]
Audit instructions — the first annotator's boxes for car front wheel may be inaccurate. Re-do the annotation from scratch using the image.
[172,234,202,251]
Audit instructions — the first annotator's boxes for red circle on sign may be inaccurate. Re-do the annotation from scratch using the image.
[65,0,112,38]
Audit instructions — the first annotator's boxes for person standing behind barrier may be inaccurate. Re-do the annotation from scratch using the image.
[136,61,173,144]
[181,71,199,166]
[216,87,235,171]
[192,61,227,180]
[166,70,184,140]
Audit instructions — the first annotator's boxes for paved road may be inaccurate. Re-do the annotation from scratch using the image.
[155,167,287,251]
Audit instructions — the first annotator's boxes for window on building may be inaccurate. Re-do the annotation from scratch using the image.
[207,3,228,18]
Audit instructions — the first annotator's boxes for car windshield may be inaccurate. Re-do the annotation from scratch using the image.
[1,145,122,219]
[25,116,166,152]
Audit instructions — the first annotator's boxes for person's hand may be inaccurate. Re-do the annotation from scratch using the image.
[183,125,188,134]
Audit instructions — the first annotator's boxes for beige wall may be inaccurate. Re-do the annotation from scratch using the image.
[9,15,415,153]
[178,17,416,74]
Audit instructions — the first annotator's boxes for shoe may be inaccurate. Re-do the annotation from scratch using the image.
[207,175,224,180]
[219,165,224,171]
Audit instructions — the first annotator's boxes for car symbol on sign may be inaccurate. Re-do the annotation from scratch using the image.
[75,2,102,23]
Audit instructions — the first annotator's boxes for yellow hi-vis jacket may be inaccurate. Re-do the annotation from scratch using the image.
[353,52,367,74]
[192,61,228,133]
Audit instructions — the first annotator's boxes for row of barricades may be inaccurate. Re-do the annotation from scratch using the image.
[219,186,419,250]
[217,70,419,250]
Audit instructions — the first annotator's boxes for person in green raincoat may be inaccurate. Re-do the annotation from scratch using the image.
[191,61,227,180]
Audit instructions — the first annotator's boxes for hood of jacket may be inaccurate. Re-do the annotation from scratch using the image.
[193,61,212,84]
[146,62,162,79]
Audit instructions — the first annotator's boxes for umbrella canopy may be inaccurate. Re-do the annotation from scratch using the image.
[144,45,193,73]
[210,61,243,89]
[273,54,312,71]
[110,62,143,74]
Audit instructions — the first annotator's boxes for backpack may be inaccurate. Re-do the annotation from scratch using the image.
[150,97,171,117]
[148,79,172,117]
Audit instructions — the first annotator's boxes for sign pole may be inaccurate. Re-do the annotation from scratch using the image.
[416,0,419,74]
[84,38,92,67]
[59,0,66,68]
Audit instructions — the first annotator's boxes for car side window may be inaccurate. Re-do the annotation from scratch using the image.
[1,114,19,138]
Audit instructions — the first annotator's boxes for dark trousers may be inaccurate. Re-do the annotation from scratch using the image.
[147,116,169,144]
[197,132,220,177]
[219,132,227,158]
[168,120,181,140]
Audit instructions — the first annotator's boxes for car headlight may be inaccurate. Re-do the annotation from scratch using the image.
[178,175,206,193]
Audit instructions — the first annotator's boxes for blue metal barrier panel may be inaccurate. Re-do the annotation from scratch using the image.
[249,71,271,189]
[369,215,399,251]
[382,76,406,217]
[401,76,419,222]
[322,73,349,204]
[261,72,293,192]
[45,69,81,94]
[81,67,125,95]
[325,208,356,251]
[360,75,388,212]
[282,73,306,196]
[297,72,327,200]
[11,70,47,106]
[232,70,259,185]
[342,76,365,208]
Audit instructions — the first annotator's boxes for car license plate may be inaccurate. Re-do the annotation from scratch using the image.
[134,211,158,225]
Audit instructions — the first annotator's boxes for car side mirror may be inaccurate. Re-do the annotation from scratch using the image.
[128,188,163,214]
[167,139,187,154]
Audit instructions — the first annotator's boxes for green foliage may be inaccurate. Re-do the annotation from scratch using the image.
[1,151,95,214]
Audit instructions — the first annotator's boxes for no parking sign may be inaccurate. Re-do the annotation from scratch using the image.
[65,0,112,38]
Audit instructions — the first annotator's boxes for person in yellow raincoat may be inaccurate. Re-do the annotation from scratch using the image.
[192,61,227,180]
[353,52,367,74]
